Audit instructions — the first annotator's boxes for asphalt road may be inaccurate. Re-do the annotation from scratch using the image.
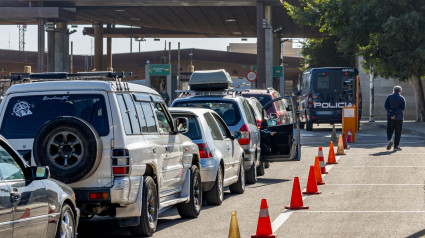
[78,122,425,238]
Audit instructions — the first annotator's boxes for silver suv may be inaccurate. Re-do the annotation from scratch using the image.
[0,72,201,237]
[172,92,261,184]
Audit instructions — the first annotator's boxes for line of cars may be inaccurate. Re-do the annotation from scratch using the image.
[0,70,300,237]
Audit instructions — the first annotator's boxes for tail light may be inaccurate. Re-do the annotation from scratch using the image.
[239,124,250,145]
[308,93,313,109]
[256,119,262,129]
[197,143,212,158]
[112,148,130,176]
[89,192,109,200]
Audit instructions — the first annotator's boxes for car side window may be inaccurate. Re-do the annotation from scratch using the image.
[123,94,141,134]
[141,102,158,133]
[153,102,173,133]
[0,145,24,180]
[243,101,256,125]
[203,113,224,140]
[212,114,230,138]
[117,94,132,135]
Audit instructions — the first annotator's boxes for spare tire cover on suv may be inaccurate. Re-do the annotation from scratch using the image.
[33,116,103,184]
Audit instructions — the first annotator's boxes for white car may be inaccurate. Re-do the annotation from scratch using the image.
[0,72,201,237]
[170,107,245,205]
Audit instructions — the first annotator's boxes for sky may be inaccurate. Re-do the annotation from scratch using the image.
[0,24,260,55]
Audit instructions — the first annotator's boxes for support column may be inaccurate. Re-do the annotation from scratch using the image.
[54,22,69,72]
[47,29,55,72]
[93,22,103,71]
[37,19,45,72]
[273,33,283,94]
[265,5,273,89]
[106,24,113,71]
[256,0,266,89]
[369,62,375,122]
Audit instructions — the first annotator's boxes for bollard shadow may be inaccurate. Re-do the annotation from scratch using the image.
[405,228,425,238]
[371,151,397,156]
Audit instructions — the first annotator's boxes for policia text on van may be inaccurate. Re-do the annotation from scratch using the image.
[298,67,362,131]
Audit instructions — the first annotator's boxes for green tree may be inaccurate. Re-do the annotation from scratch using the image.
[300,36,355,71]
[284,0,425,121]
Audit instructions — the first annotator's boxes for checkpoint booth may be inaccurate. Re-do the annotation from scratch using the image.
[342,106,357,142]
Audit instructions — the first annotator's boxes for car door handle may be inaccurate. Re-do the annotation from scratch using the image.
[227,146,230,150]
[152,148,157,154]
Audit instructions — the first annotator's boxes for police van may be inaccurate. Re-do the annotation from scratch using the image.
[298,67,362,131]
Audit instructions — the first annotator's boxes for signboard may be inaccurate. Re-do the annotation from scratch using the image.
[149,64,170,76]
[251,66,284,77]
[246,71,257,82]
[179,72,192,81]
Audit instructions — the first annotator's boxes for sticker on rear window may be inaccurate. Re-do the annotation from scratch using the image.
[12,101,32,117]
[43,96,69,101]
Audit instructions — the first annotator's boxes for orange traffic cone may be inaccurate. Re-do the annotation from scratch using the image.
[251,199,276,238]
[336,135,345,155]
[347,129,353,143]
[342,132,350,149]
[285,177,309,210]
[318,146,328,174]
[327,141,338,164]
[303,166,321,194]
[314,156,325,185]
[228,211,241,238]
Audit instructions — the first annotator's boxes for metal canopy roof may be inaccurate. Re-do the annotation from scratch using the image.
[0,0,321,38]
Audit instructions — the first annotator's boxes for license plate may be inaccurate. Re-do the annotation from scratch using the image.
[315,111,333,115]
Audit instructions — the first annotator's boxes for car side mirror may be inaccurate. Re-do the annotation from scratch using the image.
[175,117,189,133]
[31,166,50,180]
[234,131,242,140]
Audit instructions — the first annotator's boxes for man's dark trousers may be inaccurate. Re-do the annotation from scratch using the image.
[387,119,403,147]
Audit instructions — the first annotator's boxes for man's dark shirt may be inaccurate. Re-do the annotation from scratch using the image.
[384,92,406,120]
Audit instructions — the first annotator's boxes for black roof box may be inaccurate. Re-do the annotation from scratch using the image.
[188,69,232,91]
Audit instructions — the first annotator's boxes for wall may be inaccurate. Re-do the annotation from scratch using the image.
[358,57,425,120]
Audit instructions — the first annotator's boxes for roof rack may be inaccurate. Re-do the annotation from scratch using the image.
[4,71,133,91]
[176,88,246,98]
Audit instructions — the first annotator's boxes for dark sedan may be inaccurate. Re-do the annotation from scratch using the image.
[0,135,79,238]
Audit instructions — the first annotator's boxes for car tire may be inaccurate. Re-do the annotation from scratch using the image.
[177,165,202,218]
[205,165,224,205]
[245,162,257,184]
[257,162,265,176]
[306,121,313,131]
[129,176,158,237]
[264,162,270,169]
[33,116,102,184]
[55,204,76,238]
[229,160,245,194]
[299,122,305,129]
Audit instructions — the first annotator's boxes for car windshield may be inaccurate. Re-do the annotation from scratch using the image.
[1,94,109,139]
[173,100,241,126]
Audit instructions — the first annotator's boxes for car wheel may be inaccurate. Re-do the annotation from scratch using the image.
[257,162,265,176]
[205,165,224,205]
[245,162,257,184]
[56,204,76,238]
[229,160,245,194]
[264,162,270,169]
[177,165,202,218]
[129,176,158,237]
[299,122,305,129]
[306,121,313,131]
[33,117,102,184]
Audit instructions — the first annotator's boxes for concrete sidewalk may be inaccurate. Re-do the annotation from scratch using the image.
[360,120,425,136]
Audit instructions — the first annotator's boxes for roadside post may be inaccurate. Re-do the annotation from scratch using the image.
[355,75,360,132]
[342,106,356,142]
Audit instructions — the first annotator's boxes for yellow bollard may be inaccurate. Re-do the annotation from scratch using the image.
[228,211,241,238]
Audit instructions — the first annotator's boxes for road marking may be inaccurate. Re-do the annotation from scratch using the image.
[324,184,424,186]
[350,166,425,168]
[271,155,341,233]
[295,210,425,213]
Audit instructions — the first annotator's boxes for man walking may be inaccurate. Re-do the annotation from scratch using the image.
[385,86,406,151]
